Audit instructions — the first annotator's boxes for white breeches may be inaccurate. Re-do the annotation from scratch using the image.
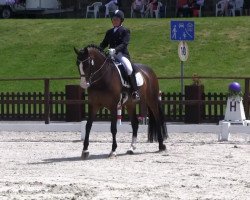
[115,53,133,75]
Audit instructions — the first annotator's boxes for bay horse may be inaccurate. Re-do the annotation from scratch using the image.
[74,44,168,159]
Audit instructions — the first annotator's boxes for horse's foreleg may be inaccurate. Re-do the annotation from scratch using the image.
[83,119,92,148]
[81,105,98,160]
[81,118,92,159]
[109,107,118,157]
[126,104,139,154]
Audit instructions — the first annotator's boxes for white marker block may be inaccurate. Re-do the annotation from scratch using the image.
[219,121,231,141]
[224,96,246,122]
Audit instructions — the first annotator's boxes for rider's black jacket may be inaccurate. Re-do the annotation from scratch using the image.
[100,26,130,58]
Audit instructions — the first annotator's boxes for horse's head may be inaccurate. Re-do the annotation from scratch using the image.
[74,45,108,89]
[74,47,90,89]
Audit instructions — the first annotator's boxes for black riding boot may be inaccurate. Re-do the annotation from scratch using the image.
[129,73,140,101]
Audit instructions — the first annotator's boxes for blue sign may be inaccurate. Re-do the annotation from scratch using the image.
[170,21,195,41]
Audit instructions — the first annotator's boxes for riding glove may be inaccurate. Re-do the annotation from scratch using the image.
[108,48,116,56]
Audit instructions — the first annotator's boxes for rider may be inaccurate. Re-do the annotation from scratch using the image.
[99,10,140,101]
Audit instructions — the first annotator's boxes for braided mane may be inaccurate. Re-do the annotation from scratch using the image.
[81,44,108,57]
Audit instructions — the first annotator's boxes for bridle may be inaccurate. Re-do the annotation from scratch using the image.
[77,55,109,86]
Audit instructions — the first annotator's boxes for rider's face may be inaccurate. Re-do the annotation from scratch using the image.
[112,17,121,27]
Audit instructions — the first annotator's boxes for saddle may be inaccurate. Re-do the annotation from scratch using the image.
[112,60,144,88]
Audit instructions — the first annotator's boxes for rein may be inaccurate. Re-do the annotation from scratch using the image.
[89,57,109,85]
[78,56,110,86]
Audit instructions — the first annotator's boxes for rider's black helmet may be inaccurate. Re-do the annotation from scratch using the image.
[111,10,124,22]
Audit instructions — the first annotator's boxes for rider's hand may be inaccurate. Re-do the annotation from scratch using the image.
[108,48,116,56]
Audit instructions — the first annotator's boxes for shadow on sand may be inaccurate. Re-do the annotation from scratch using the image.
[28,150,161,165]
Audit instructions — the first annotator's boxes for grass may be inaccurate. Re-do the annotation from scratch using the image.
[0,17,249,93]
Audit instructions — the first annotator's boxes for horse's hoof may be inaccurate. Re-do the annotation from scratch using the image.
[127,150,134,155]
[159,144,166,151]
[81,150,89,160]
[108,151,117,158]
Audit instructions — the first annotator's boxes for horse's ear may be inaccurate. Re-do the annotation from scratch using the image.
[74,47,80,55]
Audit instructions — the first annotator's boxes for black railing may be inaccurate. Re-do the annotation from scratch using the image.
[0,76,249,123]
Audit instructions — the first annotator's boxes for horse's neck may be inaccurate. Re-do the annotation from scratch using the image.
[90,49,106,66]
[94,55,106,66]
[91,51,116,87]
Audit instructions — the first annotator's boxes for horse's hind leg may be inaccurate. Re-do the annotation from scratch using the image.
[147,102,166,151]
[126,104,139,154]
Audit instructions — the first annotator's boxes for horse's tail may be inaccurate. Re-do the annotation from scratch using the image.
[147,100,168,142]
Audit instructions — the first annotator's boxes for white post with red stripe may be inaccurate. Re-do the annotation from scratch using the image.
[159,90,162,101]
[117,104,122,125]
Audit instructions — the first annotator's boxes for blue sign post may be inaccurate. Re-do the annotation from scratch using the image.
[170,21,195,96]
[171,21,195,41]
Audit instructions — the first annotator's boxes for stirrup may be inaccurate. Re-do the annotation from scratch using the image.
[132,91,140,101]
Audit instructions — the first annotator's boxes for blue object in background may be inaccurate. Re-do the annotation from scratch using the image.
[229,82,241,92]
[170,21,195,41]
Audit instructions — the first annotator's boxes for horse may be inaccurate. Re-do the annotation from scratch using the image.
[74,44,168,159]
